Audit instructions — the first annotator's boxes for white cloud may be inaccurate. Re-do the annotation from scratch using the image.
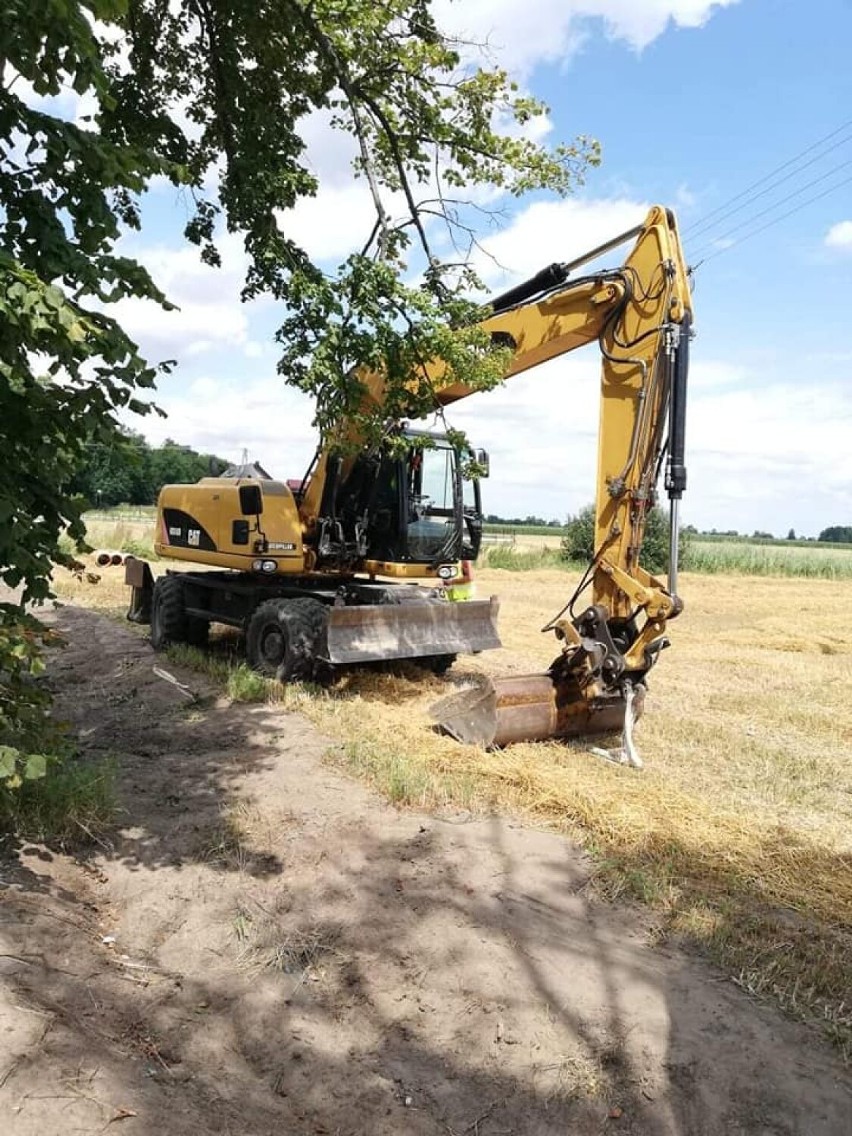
[825,220,852,250]
[110,232,258,359]
[428,352,601,522]
[275,108,555,266]
[685,373,852,535]
[473,196,650,286]
[277,181,401,264]
[427,347,852,538]
[436,0,740,75]
[130,374,318,475]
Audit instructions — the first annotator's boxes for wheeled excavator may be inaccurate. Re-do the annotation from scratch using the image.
[126,204,693,754]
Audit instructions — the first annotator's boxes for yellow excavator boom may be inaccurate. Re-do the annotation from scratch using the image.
[430,205,694,758]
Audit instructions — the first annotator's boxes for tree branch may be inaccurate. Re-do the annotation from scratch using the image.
[351,84,438,275]
[281,0,393,259]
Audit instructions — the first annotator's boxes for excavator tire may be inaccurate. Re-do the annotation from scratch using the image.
[150,575,188,650]
[246,597,327,682]
[150,575,208,650]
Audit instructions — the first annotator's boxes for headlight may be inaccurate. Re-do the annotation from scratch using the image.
[437,564,455,580]
[252,559,278,573]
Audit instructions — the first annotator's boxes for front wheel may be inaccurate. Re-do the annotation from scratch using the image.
[245,598,327,682]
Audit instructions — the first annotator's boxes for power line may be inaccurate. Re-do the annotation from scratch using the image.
[691,171,852,268]
[685,129,852,242]
[689,156,852,260]
[683,117,852,237]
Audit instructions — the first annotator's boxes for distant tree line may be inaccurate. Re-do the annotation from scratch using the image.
[69,429,230,508]
[818,525,852,543]
[641,523,852,543]
[485,514,564,527]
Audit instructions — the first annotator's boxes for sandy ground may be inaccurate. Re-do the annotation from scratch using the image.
[1,602,850,1135]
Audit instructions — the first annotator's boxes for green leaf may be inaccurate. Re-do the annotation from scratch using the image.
[0,746,19,780]
[24,753,48,781]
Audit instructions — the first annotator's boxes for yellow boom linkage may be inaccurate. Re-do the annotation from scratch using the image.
[430,206,694,760]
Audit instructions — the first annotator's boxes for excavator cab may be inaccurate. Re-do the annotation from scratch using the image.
[382,432,484,564]
[314,429,486,572]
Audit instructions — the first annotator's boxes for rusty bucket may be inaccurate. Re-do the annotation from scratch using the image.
[430,673,644,749]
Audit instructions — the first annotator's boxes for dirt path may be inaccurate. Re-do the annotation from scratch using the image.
[1,604,850,1135]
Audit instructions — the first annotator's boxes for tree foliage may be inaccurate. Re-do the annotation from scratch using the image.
[1,0,597,779]
[68,431,229,507]
[818,525,852,543]
[560,504,683,576]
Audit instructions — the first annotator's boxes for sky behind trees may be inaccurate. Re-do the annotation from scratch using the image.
[29,0,852,536]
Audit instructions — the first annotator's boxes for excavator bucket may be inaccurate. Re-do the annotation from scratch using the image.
[324,596,502,666]
[430,673,645,751]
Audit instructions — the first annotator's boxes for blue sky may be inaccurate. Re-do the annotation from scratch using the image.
[100,0,852,537]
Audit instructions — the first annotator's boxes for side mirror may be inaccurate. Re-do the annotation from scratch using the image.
[239,484,263,516]
[475,449,490,478]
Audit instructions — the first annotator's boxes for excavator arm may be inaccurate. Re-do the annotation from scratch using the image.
[429,205,694,758]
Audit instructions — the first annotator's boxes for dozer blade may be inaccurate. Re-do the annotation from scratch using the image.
[430,673,645,749]
[324,596,501,666]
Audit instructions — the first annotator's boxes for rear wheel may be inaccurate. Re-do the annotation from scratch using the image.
[151,575,210,650]
[150,576,187,650]
[246,598,327,682]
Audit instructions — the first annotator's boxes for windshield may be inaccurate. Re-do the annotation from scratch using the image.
[406,444,458,561]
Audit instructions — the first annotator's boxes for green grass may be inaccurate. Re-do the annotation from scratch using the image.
[479,544,570,570]
[165,642,233,683]
[684,539,852,578]
[226,663,272,702]
[164,643,289,704]
[0,757,116,845]
[478,536,852,579]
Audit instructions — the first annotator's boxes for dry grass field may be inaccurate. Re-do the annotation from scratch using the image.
[50,532,852,1055]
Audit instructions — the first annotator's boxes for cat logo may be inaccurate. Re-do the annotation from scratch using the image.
[188,528,201,547]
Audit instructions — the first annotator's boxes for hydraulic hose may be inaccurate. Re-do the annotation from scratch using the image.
[665,313,691,594]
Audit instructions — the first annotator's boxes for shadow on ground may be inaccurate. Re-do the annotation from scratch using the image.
[1,604,849,1136]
